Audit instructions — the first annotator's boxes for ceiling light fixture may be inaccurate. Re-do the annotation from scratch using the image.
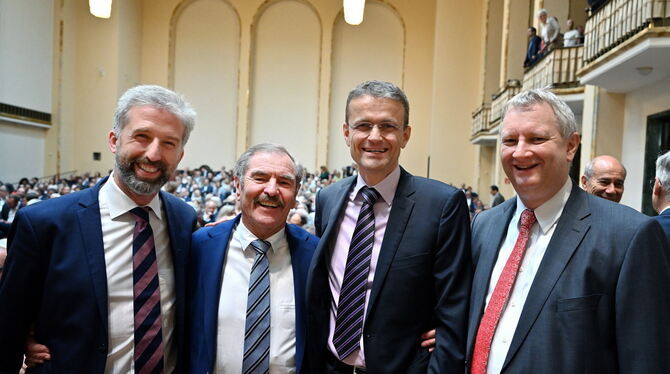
[89,0,112,19]
[344,0,366,25]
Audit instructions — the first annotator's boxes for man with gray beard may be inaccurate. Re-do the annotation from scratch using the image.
[0,85,198,374]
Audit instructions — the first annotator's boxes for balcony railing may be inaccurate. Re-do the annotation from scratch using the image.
[584,0,670,62]
[490,81,521,125]
[523,46,584,90]
[471,104,491,136]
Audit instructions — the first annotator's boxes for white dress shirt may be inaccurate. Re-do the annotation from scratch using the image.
[328,166,400,367]
[99,174,176,374]
[215,221,296,374]
[485,178,572,374]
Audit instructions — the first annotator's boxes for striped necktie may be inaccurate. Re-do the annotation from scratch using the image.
[129,207,164,374]
[333,186,381,360]
[243,239,272,374]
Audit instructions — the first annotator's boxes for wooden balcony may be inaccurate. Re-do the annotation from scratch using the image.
[584,0,670,62]
[471,103,491,137]
[490,81,522,126]
[523,46,584,90]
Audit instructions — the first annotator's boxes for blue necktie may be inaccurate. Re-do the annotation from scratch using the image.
[243,239,271,374]
[333,186,381,359]
[130,207,164,374]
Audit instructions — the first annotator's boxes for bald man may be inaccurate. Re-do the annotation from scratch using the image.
[580,155,626,203]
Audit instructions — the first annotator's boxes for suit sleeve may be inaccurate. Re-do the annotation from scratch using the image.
[615,219,670,373]
[0,211,45,373]
[428,190,473,373]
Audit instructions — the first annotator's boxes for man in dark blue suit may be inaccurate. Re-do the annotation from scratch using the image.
[652,150,670,242]
[0,85,198,374]
[188,143,317,374]
[467,89,670,373]
[305,81,472,373]
[524,27,542,68]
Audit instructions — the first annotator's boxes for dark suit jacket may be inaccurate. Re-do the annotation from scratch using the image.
[491,192,505,207]
[187,215,317,373]
[524,35,541,67]
[0,177,197,374]
[306,167,472,373]
[467,183,670,373]
[652,208,670,244]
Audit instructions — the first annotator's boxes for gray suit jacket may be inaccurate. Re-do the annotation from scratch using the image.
[467,183,670,373]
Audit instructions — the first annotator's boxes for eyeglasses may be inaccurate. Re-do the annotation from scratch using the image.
[349,123,402,133]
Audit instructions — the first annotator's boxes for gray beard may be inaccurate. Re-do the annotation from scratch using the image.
[115,153,168,196]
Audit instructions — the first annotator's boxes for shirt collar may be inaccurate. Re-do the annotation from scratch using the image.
[234,218,286,254]
[104,171,163,221]
[661,205,670,215]
[514,177,572,234]
[352,166,401,206]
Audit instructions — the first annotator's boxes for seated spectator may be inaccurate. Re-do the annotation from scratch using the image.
[0,195,21,238]
[199,199,219,227]
[563,19,582,47]
[524,26,542,67]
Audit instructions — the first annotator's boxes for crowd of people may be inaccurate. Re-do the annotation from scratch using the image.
[1,81,670,374]
[524,8,585,68]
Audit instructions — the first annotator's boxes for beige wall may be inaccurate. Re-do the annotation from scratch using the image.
[621,77,670,210]
[429,0,483,186]
[173,0,240,169]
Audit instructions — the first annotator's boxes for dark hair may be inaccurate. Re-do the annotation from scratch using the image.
[345,80,410,126]
[490,185,499,191]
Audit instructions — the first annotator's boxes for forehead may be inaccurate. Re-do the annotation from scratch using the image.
[501,103,561,135]
[592,161,625,178]
[347,95,405,122]
[125,105,185,135]
[246,151,296,175]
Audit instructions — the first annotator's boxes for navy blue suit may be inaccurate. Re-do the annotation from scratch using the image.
[306,168,472,373]
[0,177,197,374]
[188,215,317,373]
[467,184,670,373]
[653,208,670,244]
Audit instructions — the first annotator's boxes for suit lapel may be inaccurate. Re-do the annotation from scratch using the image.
[286,224,312,374]
[467,198,517,355]
[366,169,415,316]
[502,185,591,369]
[314,177,356,263]
[202,216,238,363]
[76,179,108,331]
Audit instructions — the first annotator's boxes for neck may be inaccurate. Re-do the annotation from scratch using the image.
[113,170,157,206]
[359,167,396,187]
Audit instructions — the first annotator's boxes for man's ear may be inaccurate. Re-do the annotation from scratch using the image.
[108,131,118,153]
[580,175,588,189]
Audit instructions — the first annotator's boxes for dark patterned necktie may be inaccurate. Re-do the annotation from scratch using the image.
[129,207,164,374]
[333,186,381,360]
[243,239,272,374]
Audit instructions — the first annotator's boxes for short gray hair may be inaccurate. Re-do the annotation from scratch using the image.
[537,8,548,17]
[656,150,670,200]
[502,89,578,139]
[113,85,196,145]
[234,143,304,190]
[345,80,410,126]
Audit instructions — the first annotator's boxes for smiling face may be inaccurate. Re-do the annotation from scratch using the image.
[580,156,626,203]
[500,102,580,209]
[108,105,185,205]
[343,95,411,186]
[237,151,298,239]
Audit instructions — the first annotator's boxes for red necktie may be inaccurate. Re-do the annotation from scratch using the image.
[471,209,536,374]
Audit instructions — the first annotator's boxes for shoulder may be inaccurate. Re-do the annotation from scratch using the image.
[17,188,94,222]
[405,173,463,202]
[160,191,196,218]
[286,223,319,248]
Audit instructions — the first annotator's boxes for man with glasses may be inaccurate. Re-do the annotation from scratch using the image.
[305,80,472,373]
